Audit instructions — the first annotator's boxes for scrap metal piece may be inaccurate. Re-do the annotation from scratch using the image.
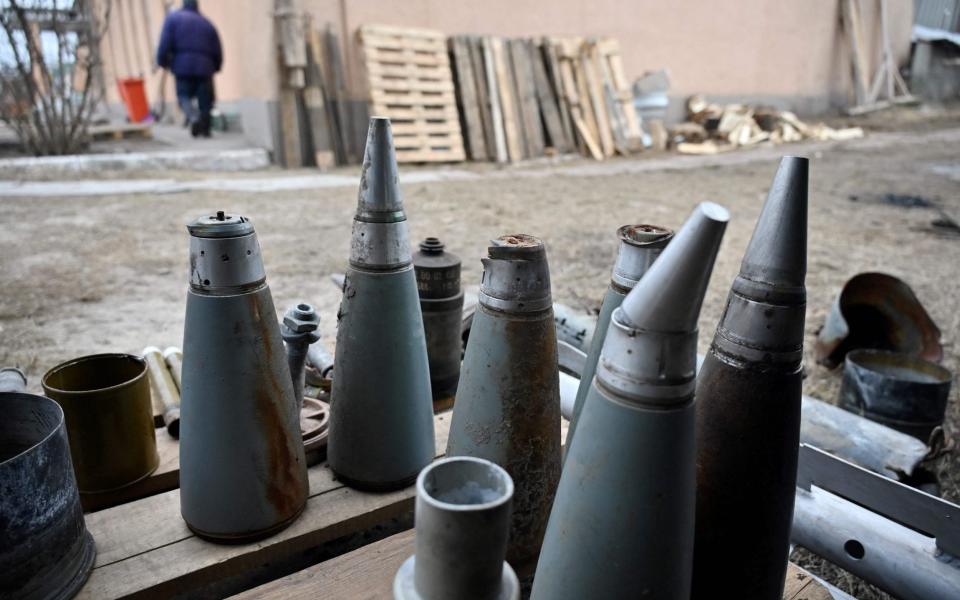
[162,347,183,391]
[179,211,308,543]
[840,349,952,443]
[0,392,96,600]
[42,353,159,494]
[0,367,26,393]
[532,202,728,600]
[413,237,465,400]
[815,272,942,368]
[693,156,808,600]
[143,346,182,439]
[281,302,321,409]
[305,344,334,387]
[447,233,561,569]
[792,444,960,600]
[328,118,435,491]
[566,223,672,451]
[394,457,520,600]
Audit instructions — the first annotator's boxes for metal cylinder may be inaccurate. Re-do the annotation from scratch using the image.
[179,211,308,542]
[163,346,183,390]
[447,234,561,569]
[0,392,96,600]
[42,353,159,493]
[143,346,181,439]
[532,203,728,600]
[0,367,26,393]
[393,457,520,600]
[413,237,464,401]
[692,156,808,600]
[329,117,435,491]
[566,223,672,450]
[840,349,952,442]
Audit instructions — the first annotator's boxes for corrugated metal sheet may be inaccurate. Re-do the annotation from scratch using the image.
[915,0,960,31]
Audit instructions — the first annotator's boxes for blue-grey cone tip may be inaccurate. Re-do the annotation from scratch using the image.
[739,156,808,288]
[619,202,729,332]
[357,117,404,216]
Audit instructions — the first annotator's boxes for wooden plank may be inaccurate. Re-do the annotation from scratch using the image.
[553,38,601,160]
[491,38,523,162]
[236,531,826,600]
[362,47,449,68]
[482,37,508,163]
[359,24,446,41]
[368,78,455,94]
[597,38,642,141]
[509,38,545,158]
[542,38,576,150]
[305,27,335,169]
[322,25,351,165]
[529,39,568,152]
[448,36,486,161]
[278,86,303,168]
[469,36,496,161]
[581,41,614,157]
[75,412,456,599]
[843,0,869,105]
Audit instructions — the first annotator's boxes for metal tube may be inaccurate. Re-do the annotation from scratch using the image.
[413,237,465,400]
[328,118,435,491]
[0,367,27,393]
[179,211,308,542]
[143,346,181,438]
[692,156,809,599]
[0,392,96,600]
[532,203,728,600]
[393,457,519,600]
[447,234,562,569]
[163,347,182,391]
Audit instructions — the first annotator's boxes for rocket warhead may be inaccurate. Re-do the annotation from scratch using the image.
[187,211,265,293]
[610,224,673,291]
[714,156,808,366]
[479,234,552,314]
[350,117,411,270]
[597,202,729,405]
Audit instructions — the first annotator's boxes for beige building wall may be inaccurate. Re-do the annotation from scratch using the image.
[98,0,914,152]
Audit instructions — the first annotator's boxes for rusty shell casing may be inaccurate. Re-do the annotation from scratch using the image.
[692,156,809,600]
[329,117,435,491]
[566,224,672,450]
[143,346,181,439]
[179,212,308,543]
[413,237,465,400]
[532,203,728,600]
[0,392,96,600]
[42,353,159,494]
[446,234,561,569]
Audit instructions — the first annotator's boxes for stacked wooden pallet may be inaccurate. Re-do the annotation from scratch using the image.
[447,34,643,163]
[358,25,466,163]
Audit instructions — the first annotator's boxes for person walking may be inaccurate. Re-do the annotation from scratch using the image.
[156,0,222,137]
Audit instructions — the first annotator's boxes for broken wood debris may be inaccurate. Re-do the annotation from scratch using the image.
[672,94,865,154]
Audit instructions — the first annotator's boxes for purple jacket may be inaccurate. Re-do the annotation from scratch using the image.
[156,7,222,78]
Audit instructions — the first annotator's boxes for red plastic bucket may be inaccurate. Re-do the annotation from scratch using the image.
[116,77,150,123]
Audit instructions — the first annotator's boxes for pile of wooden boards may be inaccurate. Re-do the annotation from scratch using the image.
[357,25,466,163]
[275,1,359,169]
[444,35,644,163]
[671,95,865,155]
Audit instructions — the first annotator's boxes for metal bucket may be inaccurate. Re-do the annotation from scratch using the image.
[42,353,159,493]
[0,392,96,599]
[840,349,953,442]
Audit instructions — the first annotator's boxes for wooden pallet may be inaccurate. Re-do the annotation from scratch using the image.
[87,122,153,141]
[359,25,466,163]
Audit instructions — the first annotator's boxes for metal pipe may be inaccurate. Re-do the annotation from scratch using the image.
[163,346,182,391]
[0,367,27,393]
[393,457,519,600]
[281,302,321,409]
[328,118,435,491]
[179,211,308,542]
[143,346,181,439]
[447,233,562,569]
[532,202,728,600]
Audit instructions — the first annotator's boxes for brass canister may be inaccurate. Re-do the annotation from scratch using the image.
[42,353,159,493]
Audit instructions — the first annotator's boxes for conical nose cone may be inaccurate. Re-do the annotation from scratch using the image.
[739,156,808,288]
[620,202,729,332]
[357,117,403,215]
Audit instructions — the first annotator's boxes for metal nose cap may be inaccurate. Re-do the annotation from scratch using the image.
[739,156,808,290]
[619,202,729,332]
[187,212,255,238]
[479,234,552,312]
[612,224,674,288]
[357,117,404,221]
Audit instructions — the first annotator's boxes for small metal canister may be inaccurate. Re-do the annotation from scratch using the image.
[42,353,159,493]
[413,237,464,400]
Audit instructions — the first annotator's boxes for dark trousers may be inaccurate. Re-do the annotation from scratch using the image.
[175,76,214,134]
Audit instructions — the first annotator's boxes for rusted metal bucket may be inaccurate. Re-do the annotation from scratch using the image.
[42,353,159,493]
[840,349,953,443]
[0,392,96,599]
[815,272,942,369]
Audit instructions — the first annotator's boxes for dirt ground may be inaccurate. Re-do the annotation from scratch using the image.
[2,106,959,598]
